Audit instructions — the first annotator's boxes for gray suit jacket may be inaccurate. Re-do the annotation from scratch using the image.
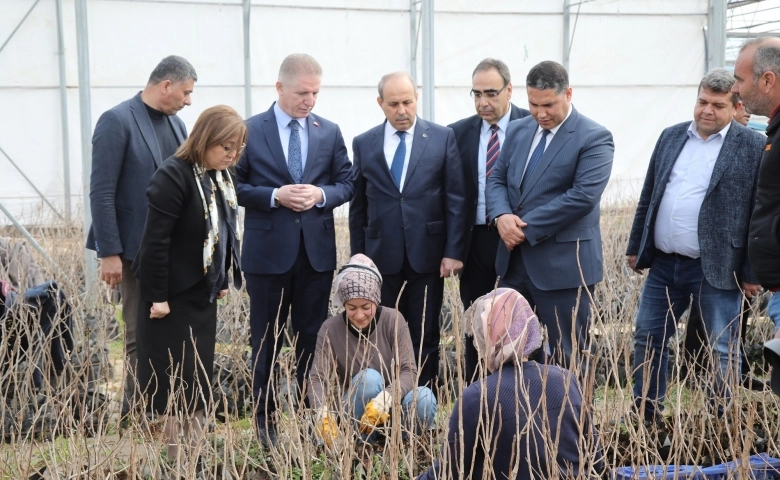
[626,120,765,290]
[87,93,187,261]
[486,107,614,291]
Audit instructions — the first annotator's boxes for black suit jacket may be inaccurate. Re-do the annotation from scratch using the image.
[349,117,467,275]
[448,104,530,254]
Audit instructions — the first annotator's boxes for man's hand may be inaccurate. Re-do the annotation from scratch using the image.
[216,289,229,300]
[626,255,644,275]
[495,215,527,251]
[99,255,123,287]
[742,282,762,299]
[440,258,463,278]
[150,301,170,319]
[277,184,323,212]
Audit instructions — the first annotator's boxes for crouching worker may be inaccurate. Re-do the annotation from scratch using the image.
[417,288,603,480]
[308,254,437,446]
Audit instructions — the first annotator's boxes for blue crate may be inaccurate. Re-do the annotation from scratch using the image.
[613,465,704,479]
[699,454,780,480]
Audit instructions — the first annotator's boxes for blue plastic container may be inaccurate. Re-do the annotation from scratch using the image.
[699,453,780,480]
[612,465,704,479]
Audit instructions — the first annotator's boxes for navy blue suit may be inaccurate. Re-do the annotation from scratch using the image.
[350,117,467,386]
[486,107,614,366]
[236,103,353,423]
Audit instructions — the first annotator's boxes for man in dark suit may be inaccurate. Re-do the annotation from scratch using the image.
[236,54,353,445]
[350,72,467,388]
[486,61,614,369]
[87,55,196,418]
[448,58,530,383]
[627,69,765,421]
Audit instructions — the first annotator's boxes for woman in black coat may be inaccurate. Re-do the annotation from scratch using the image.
[134,105,244,463]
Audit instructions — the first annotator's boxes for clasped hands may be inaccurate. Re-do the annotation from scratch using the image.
[495,214,527,251]
[277,184,323,212]
[315,391,393,447]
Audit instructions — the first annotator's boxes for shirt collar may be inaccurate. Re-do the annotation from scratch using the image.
[273,102,307,130]
[481,107,513,135]
[687,120,731,142]
[384,116,417,138]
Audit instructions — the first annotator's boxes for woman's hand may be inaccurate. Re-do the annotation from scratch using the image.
[150,301,170,319]
[216,289,229,300]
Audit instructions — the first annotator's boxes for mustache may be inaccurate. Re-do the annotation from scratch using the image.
[395,114,411,122]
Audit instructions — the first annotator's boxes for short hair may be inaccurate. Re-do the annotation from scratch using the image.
[278,54,322,85]
[148,55,197,85]
[745,37,780,81]
[732,92,743,107]
[526,61,569,94]
[472,58,511,86]
[377,72,416,100]
[698,68,735,98]
[175,105,247,168]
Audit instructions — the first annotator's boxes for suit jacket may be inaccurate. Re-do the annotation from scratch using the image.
[349,117,467,275]
[236,103,354,275]
[134,156,240,302]
[448,104,530,255]
[626,120,765,290]
[486,107,614,291]
[87,93,187,261]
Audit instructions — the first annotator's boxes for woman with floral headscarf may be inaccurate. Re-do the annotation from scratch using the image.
[417,288,603,480]
[308,254,437,446]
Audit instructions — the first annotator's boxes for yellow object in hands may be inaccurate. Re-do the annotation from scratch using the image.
[359,391,392,434]
[318,416,338,447]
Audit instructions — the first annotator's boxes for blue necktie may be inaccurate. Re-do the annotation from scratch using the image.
[390,130,406,189]
[521,129,551,192]
[288,119,303,183]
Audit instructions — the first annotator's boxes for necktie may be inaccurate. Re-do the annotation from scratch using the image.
[288,119,303,183]
[485,124,501,178]
[521,129,551,191]
[390,130,406,189]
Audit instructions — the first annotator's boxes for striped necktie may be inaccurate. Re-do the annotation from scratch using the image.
[485,124,500,178]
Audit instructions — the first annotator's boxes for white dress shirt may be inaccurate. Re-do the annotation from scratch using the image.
[654,121,731,258]
[521,104,573,180]
[476,109,512,224]
[383,118,417,192]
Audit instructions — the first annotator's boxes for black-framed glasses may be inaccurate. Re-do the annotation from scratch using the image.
[220,143,245,156]
[470,83,508,99]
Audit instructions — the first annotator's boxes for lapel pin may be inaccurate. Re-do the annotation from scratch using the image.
[313,121,319,127]
[422,133,427,138]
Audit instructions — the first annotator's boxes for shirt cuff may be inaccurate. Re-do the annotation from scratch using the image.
[270,188,278,208]
[316,187,326,208]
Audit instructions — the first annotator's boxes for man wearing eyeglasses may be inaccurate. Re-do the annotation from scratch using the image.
[448,59,530,383]
[486,61,614,369]
[236,54,354,447]
[87,55,196,422]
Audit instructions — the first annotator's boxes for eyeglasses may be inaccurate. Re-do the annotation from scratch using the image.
[220,143,245,156]
[470,83,508,99]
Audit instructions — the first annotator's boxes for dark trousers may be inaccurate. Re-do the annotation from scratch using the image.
[499,249,593,369]
[120,259,139,414]
[245,239,333,425]
[382,254,444,388]
[459,225,500,383]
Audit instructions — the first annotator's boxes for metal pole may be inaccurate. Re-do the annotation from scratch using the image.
[242,0,252,118]
[0,200,56,268]
[0,0,42,56]
[75,0,98,297]
[421,0,434,121]
[0,145,65,221]
[563,0,571,71]
[56,0,71,221]
[410,0,417,85]
[707,0,727,69]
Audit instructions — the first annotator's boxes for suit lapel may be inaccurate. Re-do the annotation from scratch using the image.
[512,123,536,200]
[653,126,690,205]
[405,117,430,186]
[302,114,320,182]
[262,107,294,183]
[130,94,163,167]
[706,121,739,197]
[468,116,481,192]
[370,124,396,187]
[169,117,185,144]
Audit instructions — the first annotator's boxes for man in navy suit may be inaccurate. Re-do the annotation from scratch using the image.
[486,61,614,369]
[87,55,196,418]
[448,58,529,383]
[236,54,353,445]
[627,69,765,421]
[349,72,467,388]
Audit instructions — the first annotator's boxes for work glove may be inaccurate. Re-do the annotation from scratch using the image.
[316,406,338,447]
[359,390,392,434]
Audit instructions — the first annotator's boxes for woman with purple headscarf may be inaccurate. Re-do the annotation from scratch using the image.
[417,288,603,480]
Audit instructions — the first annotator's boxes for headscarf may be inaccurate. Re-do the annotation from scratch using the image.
[333,254,383,308]
[465,288,543,373]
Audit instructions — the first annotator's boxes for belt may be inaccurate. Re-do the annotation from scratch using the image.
[657,250,697,262]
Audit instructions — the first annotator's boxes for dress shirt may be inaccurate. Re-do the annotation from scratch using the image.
[654,121,730,258]
[270,102,325,207]
[476,108,512,224]
[521,104,573,180]
[383,118,417,192]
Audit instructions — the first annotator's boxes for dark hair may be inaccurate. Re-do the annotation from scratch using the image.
[472,58,511,86]
[148,55,197,85]
[175,105,247,168]
[526,61,569,94]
